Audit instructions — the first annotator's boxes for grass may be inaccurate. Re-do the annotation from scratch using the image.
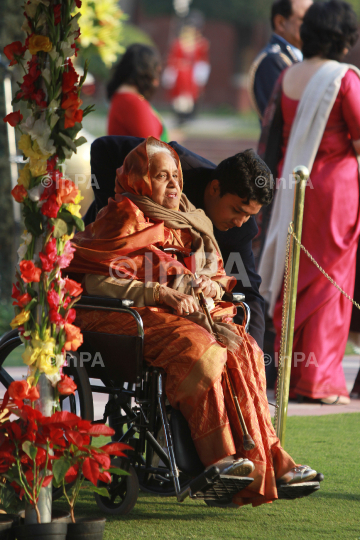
[51,414,360,540]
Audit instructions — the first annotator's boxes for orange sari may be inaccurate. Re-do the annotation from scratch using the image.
[68,137,296,506]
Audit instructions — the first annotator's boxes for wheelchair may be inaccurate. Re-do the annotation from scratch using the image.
[0,291,320,515]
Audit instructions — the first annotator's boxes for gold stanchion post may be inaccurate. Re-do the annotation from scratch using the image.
[275,165,309,446]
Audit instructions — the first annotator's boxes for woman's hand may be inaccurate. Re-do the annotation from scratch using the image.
[192,275,218,298]
[159,285,199,316]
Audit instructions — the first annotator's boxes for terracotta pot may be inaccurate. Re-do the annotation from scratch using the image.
[66,517,106,540]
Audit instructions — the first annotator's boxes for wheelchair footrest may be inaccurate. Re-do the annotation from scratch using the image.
[188,467,253,503]
[277,481,320,500]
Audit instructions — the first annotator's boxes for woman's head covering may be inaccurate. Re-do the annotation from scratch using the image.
[115,136,183,197]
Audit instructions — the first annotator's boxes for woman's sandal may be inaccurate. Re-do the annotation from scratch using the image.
[320,395,350,405]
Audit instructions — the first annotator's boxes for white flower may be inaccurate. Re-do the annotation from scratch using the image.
[46,372,62,387]
[56,56,63,69]
[42,67,51,85]
[61,40,75,58]
[24,118,56,156]
[24,49,32,63]
[62,146,73,159]
[27,184,45,202]
[24,2,37,18]
[55,354,65,368]
[50,113,60,130]
[37,12,47,28]
[70,12,81,32]
[48,99,60,111]
[21,19,31,35]
[49,47,59,62]
[17,231,33,262]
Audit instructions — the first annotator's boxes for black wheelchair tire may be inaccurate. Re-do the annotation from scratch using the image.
[0,331,94,501]
[94,462,139,515]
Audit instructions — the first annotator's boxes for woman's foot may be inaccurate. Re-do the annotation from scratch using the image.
[278,465,317,485]
[221,458,255,477]
[320,395,350,405]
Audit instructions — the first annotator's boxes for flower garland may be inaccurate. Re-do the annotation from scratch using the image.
[3,0,92,396]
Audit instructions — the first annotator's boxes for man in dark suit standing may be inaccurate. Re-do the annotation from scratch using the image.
[249,0,312,119]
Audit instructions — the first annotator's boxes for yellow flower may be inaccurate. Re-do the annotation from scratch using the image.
[36,351,58,375]
[10,310,30,329]
[74,192,84,204]
[18,164,31,189]
[22,345,40,366]
[29,158,47,178]
[28,35,52,55]
[63,232,75,242]
[18,134,33,159]
[67,204,82,218]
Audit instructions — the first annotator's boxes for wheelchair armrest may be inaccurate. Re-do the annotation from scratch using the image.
[222,292,245,304]
[76,295,134,310]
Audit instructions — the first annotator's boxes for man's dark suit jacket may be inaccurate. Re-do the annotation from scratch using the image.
[85,135,265,349]
[250,34,299,118]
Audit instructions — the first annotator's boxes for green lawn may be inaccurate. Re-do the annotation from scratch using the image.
[52,414,360,540]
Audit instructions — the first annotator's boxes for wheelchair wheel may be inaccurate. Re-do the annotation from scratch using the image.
[95,460,139,515]
[0,331,94,501]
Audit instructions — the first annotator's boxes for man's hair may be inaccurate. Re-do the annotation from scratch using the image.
[271,0,293,30]
[213,150,274,206]
[301,0,358,61]
[106,43,161,101]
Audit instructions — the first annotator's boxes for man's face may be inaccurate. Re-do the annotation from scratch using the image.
[204,180,262,231]
[278,0,313,50]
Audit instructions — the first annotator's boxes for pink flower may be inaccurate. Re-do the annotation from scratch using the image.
[58,241,75,269]
[47,289,59,310]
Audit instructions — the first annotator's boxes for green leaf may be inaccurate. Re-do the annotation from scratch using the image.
[72,215,85,232]
[51,218,68,238]
[85,486,110,497]
[108,467,129,476]
[57,210,74,223]
[22,441,38,461]
[24,211,43,237]
[52,459,72,486]
[74,136,87,148]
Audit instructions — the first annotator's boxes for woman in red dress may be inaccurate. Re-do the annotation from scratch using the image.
[261,1,360,403]
[107,44,168,141]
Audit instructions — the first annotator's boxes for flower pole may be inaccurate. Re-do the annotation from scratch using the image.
[3,0,92,524]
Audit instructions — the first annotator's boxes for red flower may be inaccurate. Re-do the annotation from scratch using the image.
[61,91,83,129]
[8,381,29,401]
[20,260,41,283]
[47,289,59,310]
[39,252,53,272]
[65,308,76,324]
[62,62,78,94]
[27,386,40,402]
[46,238,58,258]
[3,111,23,127]
[11,283,21,301]
[49,309,64,325]
[11,184,27,203]
[53,4,62,25]
[4,41,26,66]
[63,278,83,297]
[13,292,32,308]
[47,156,58,173]
[75,0,82,7]
[41,194,60,218]
[64,323,83,351]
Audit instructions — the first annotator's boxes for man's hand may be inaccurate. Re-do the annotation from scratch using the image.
[192,275,218,298]
[159,285,199,316]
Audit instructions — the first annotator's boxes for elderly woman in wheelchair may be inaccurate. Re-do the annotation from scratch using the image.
[68,137,320,511]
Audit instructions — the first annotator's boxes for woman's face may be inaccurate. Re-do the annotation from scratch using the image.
[149,151,181,210]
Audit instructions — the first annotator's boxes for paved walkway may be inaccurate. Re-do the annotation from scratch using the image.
[3,355,360,420]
